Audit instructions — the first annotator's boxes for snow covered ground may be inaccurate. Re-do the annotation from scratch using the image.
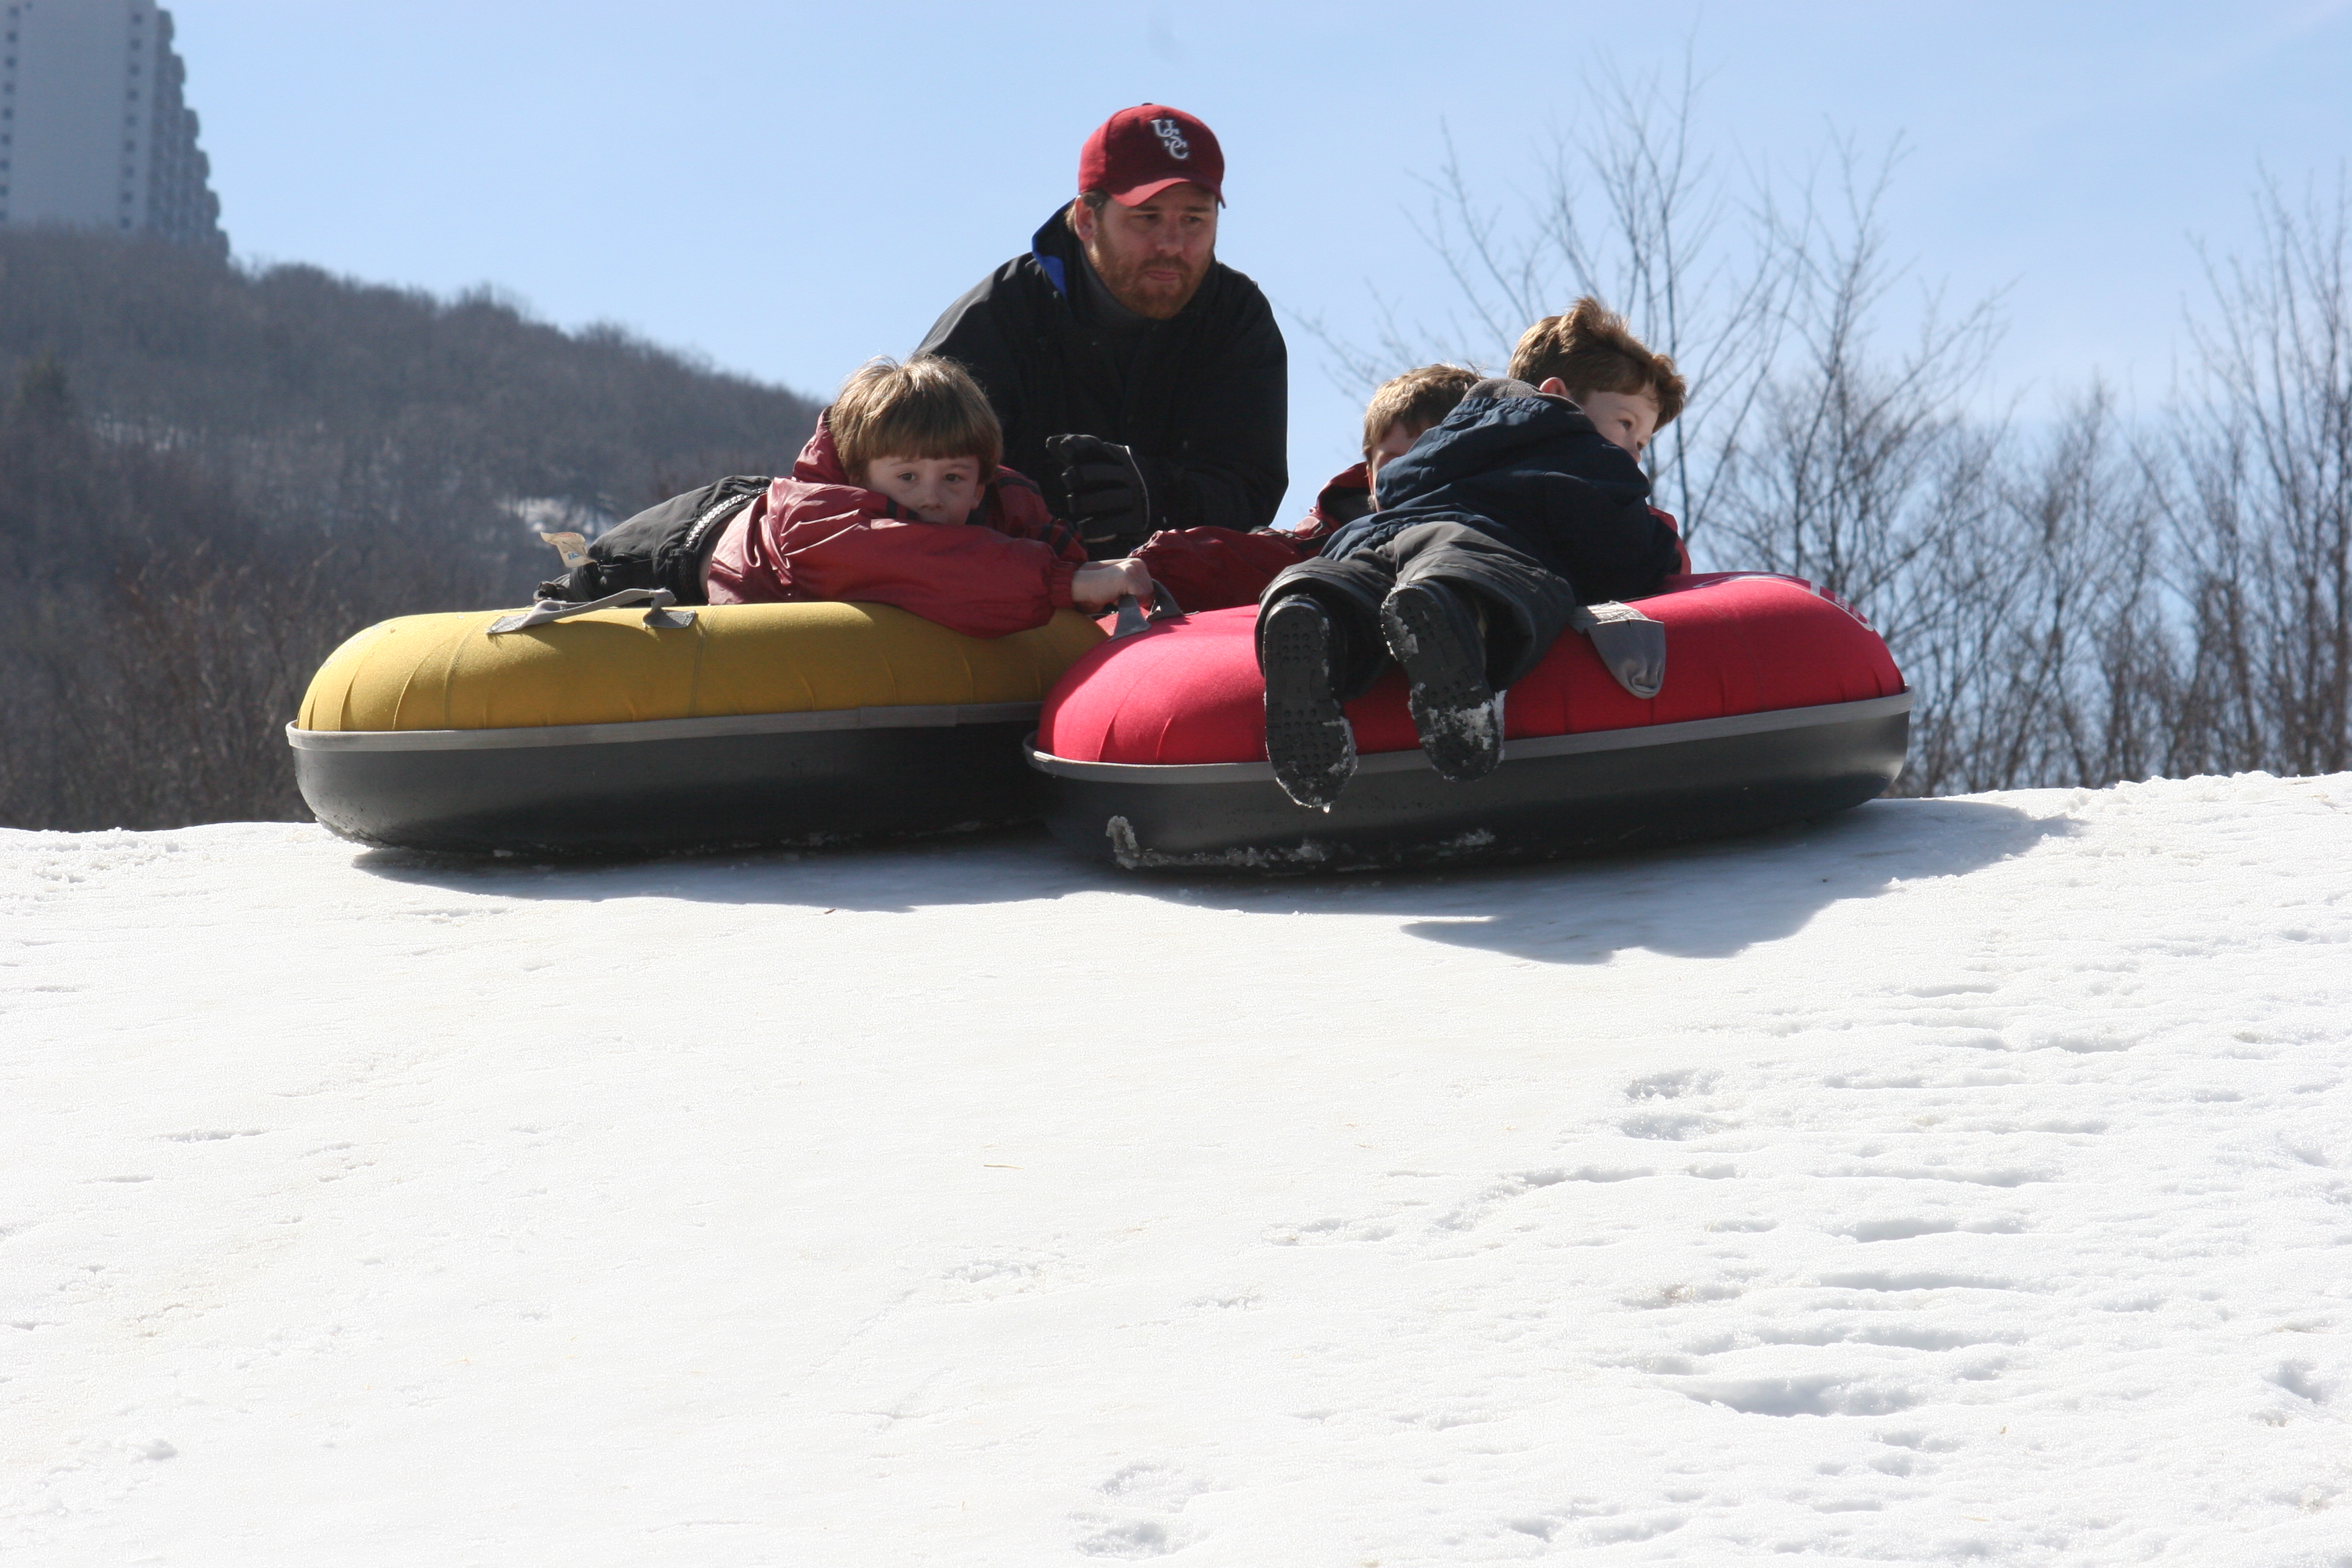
[5,773,2351,1566]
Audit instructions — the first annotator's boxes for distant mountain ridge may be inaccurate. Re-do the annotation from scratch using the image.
[0,229,822,531]
[0,230,824,831]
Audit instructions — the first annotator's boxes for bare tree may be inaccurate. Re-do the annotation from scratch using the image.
[1297,53,1787,544]
[2169,173,2352,777]
[1712,141,2003,602]
[1902,390,2175,794]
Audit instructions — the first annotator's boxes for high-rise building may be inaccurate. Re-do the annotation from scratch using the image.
[1,0,226,256]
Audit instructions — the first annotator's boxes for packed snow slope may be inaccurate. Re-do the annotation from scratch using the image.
[5,774,2351,1566]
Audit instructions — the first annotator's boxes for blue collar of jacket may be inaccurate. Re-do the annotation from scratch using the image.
[1028,208,1084,299]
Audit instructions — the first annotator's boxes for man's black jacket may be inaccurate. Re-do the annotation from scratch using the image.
[1324,383,1683,604]
[916,208,1287,546]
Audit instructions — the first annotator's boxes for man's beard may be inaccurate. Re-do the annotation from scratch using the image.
[1086,238,1208,321]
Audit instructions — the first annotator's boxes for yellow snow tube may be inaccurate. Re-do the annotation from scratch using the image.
[288,601,1106,854]
[297,599,1104,732]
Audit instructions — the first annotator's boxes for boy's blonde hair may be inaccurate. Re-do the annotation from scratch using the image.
[1363,363,1482,458]
[830,355,1003,479]
[1507,297,1687,428]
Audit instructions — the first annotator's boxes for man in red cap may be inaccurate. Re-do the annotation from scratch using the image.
[917,105,1287,556]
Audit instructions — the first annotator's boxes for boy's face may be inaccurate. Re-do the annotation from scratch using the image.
[1072,184,1220,320]
[1366,420,1429,505]
[862,455,983,524]
[1542,381,1661,462]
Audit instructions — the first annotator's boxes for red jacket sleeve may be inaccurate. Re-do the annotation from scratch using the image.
[1649,505,1692,574]
[1286,462,1373,546]
[777,512,1079,639]
[1136,526,1308,613]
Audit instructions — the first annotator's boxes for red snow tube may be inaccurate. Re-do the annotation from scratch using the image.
[1028,573,1912,870]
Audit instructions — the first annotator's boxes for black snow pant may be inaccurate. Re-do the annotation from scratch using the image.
[1257,520,1583,703]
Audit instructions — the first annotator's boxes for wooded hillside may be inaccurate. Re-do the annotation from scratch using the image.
[0,231,822,830]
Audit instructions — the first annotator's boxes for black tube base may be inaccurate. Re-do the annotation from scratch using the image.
[1036,706,1910,873]
[294,722,1042,858]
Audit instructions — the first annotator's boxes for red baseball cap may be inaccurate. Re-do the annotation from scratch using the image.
[1079,105,1226,207]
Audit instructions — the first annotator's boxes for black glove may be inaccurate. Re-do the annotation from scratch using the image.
[1044,433,1153,556]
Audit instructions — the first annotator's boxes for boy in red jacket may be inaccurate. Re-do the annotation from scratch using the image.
[705,356,1156,639]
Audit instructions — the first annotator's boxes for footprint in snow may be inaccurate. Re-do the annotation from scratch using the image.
[1620,1110,1724,1141]
[1263,1214,1397,1246]
[1679,1372,1918,1418]
[922,1248,1081,1304]
[1071,1463,1206,1559]
[1625,1069,1717,1101]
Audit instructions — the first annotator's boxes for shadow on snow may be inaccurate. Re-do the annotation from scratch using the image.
[349,797,2065,966]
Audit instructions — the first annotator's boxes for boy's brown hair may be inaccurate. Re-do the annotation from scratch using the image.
[1507,297,1687,428]
[1363,363,1482,458]
[830,355,1003,479]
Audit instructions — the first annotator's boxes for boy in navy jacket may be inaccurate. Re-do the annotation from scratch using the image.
[1257,299,1688,808]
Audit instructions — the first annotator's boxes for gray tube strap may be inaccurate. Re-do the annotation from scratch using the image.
[487,587,697,635]
[1570,600,1667,699]
[1110,583,1186,638]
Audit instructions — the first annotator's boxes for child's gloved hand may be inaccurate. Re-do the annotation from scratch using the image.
[1071,557,1157,611]
[1045,434,1153,554]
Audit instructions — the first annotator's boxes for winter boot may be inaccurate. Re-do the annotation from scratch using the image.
[1260,594,1359,810]
[1381,579,1503,783]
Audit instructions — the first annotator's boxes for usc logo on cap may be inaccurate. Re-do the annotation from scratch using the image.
[1079,105,1227,206]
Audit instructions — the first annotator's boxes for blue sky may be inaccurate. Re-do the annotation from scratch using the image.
[173,1,2352,518]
